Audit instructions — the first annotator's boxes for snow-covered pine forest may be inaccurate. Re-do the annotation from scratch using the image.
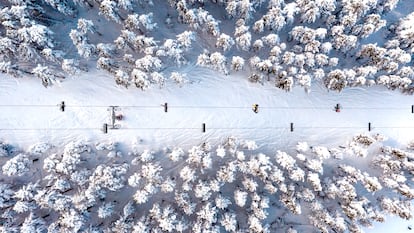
[1,0,414,232]
[0,135,413,233]
[0,0,413,92]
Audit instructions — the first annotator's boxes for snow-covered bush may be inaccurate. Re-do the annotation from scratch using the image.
[0,142,14,157]
[32,64,60,87]
[170,72,187,86]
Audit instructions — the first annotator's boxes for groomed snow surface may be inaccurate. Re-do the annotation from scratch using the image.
[0,67,413,150]
[0,68,413,232]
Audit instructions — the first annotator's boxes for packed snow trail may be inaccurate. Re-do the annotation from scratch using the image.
[0,68,414,233]
[0,68,413,151]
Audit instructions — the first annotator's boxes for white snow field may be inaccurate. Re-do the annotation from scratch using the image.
[1,67,414,232]
[0,67,413,151]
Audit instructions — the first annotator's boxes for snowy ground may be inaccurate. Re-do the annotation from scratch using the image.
[0,67,413,152]
[1,68,414,232]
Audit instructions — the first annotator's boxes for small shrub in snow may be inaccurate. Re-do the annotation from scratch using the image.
[0,142,14,157]
[242,140,258,150]
[296,142,309,152]
[32,64,60,87]
[170,72,187,86]
[353,134,375,146]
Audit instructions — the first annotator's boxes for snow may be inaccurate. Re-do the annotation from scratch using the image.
[0,67,413,153]
[1,0,414,231]
[0,63,413,232]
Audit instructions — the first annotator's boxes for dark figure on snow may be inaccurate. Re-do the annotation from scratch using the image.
[335,103,341,112]
[252,104,259,113]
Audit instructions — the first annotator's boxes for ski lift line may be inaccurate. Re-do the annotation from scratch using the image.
[0,126,414,131]
[120,127,201,130]
[0,104,410,110]
[0,105,58,107]
[0,128,99,131]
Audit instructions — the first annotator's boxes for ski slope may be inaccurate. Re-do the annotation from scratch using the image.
[0,67,412,153]
[0,68,413,232]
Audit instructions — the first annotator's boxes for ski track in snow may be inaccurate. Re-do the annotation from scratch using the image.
[0,68,413,154]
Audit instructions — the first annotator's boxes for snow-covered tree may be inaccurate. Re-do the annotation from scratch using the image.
[234,189,248,207]
[131,69,150,90]
[176,31,195,49]
[135,55,162,72]
[62,59,82,76]
[231,56,245,71]
[20,212,47,233]
[220,212,237,232]
[138,13,158,31]
[99,0,121,22]
[209,52,228,75]
[262,6,286,31]
[2,153,32,176]
[32,64,60,87]
[216,33,235,51]
[170,72,187,86]
[226,0,254,20]
[69,28,96,60]
[0,183,14,208]
[98,202,115,218]
[90,163,129,192]
[324,69,347,91]
[235,31,251,51]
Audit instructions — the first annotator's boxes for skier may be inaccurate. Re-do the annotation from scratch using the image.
[116,114,123,120]
[252,104,259,113]
[335,103,341,112]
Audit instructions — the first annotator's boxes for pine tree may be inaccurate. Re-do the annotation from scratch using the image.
[2,153,32,176]
[20,213,47,233]
[98,202,115,219]
[216,33,235,51]
[99,0,121,23]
